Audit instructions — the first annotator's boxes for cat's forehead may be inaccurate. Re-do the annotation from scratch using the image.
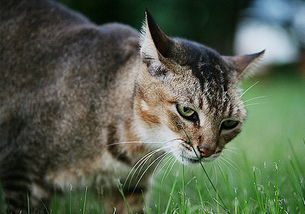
[170,39,233,113]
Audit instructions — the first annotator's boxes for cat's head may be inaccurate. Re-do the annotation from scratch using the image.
[134,11,264,164]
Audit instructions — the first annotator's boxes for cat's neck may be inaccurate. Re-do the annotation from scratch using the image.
[105,57,152,164]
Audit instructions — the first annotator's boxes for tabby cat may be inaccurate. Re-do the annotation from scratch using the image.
[0,0,264,213]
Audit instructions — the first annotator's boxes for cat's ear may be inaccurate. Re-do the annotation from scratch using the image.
[224,50,265,80]
[140,10,174,65]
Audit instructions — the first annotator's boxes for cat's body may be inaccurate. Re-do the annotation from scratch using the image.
[1,0,147,212]
[0,0,263,213]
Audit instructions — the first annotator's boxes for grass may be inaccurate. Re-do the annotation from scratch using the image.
[1,68,304,213]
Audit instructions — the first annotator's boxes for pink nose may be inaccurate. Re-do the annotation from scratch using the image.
[198,146,215,158]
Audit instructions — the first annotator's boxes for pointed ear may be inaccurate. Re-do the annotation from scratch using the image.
[224,50,265,80]
[140,10,174,63]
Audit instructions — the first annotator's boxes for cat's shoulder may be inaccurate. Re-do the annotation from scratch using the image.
[0,0,89,23]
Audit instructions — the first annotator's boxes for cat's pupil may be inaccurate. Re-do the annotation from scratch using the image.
[176,104,198,123]
[221,120,239,130]
[183,107,190,112]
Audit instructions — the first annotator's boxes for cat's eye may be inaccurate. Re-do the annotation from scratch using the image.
[221,119,239,130]
[176,104,198,121]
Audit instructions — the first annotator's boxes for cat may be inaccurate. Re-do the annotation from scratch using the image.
[0,0,264,213]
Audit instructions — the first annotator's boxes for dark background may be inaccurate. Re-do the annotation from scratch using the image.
[58,0,251,55]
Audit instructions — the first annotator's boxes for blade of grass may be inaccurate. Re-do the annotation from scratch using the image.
[82,187,88,214]
[181,152,186,214]
[164,178,178,214]
[27,193,30,214]
[118,184,131,214]
[181,127,230,213]
[190,144,230,213]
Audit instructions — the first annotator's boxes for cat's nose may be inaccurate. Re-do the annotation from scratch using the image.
[197,145,215,158]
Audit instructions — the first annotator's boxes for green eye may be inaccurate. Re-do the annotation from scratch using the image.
[221,120,239,130]
[176,104,196,119]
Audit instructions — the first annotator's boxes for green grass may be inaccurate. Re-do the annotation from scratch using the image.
[1,69,305,213]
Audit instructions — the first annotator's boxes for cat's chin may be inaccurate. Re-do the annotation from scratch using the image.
[173,153,221,165]
[180,157,202,165]
[172,153,202,165]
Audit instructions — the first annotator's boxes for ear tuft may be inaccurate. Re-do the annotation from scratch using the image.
[140,11,173,62]
[140,11,158,60]
[224,50,265,80]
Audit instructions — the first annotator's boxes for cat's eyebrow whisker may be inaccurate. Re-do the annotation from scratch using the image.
[240,81,260,98]
[244,102,265,107]
[243,95,268,104]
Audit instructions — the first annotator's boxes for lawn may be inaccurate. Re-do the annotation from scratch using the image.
[1,67,304,213]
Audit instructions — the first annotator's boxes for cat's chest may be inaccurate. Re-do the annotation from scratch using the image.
[45,152,132,190]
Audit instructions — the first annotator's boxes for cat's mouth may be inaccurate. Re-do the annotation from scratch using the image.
[175,140,222,164]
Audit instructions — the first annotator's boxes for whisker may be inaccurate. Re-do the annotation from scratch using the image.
[215,160,226,181]
[127,152,157,188]
[157,156,176,181]
[182,125,229,214]
[124,146,170,188]
[212,163,218,184]
[162,155,177,181]
[220,156,238,172]
[125,143,175,188]
[223,147,239,155]
[218,157,230,170]
[133,151,174,191]
[244,102,265,107]
[107,141,154,146]
[152,154,173,179]
[179,126,230,213]
[243,95,268,104]
[240,81,260,98]
[132,146,176,182]
[107,138,180,147]
[124,138,180,187]
[161,158,177,183]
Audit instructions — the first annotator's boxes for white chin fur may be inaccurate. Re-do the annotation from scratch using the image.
[172,149,221,165]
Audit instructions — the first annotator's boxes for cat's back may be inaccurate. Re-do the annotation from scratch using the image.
[0,0,139,105]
